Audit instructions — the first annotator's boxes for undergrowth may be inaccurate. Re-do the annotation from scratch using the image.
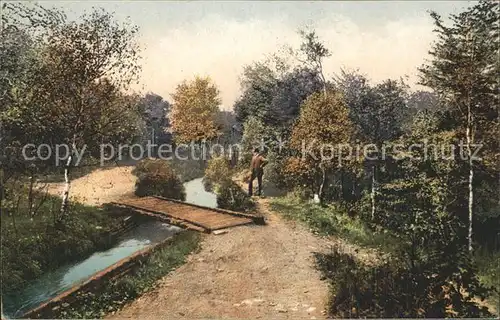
[1,191,126,295]
[269,195,399,253]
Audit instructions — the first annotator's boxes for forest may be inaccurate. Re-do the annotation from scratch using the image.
[1,1,498,319]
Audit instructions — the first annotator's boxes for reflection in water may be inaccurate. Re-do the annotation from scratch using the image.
[2,221,181,318]
[184,178,217,208]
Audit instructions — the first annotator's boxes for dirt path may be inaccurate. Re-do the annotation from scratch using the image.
[109,200,331,319]
[47,167,381,319]
[45,166,136,205]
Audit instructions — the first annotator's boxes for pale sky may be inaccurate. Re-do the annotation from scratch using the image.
[42,1,474,110]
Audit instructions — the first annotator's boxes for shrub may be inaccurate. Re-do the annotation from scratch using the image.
[203,156,233,192]
[132,159,186,200]
[216,181,256,213]
[316,247,493,318]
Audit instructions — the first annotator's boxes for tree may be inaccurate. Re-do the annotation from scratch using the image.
[1,4,142,220]
[234,61,279,125]
[290,91,354,202]
[268,67,323,136]
[295,29,331,93]
[375,111,492,317]
[138,92,171,154]
[170,76,221,144]
[419,0,499,251]
[335,70,409,217]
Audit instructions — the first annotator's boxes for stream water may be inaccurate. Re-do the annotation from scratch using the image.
[2,177,217,318]
[184,177,217,208]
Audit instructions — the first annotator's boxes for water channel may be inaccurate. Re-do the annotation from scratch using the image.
[2,177,215,318]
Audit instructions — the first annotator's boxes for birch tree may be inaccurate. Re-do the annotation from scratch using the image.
[419,0,499,251]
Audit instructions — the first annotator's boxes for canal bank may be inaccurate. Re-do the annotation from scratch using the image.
[3,177,214,319]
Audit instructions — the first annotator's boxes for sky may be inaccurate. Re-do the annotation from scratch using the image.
[41,1,474,110]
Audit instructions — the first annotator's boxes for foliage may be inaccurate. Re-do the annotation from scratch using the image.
[239,116,268,165]
[1,4,142,157]
[234,59,322,137]
[375,129,494,317]
[316,247,492,318]
[419,0,499,252]
[49,231,201,319]
[137,92,171,148]
[214,110,239,147]
[1,3,144,221]
[132,159,186,200]
[290,90,353,157]
[203,156,233,192]
[419,0,499,164]
[475,248,500,301]
[295,29,330,90]
[289,90,354,199]
[216,181,256,213]
[334,70,409,145]
[1,188,125,295]
[170,76,222,144]
[282,156,317,194]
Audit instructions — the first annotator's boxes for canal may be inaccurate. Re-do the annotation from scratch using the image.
[2,178,215,318]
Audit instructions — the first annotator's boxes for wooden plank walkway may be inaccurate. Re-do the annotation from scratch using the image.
[111,196,261,233]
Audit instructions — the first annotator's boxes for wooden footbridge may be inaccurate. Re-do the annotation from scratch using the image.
[111,196,265,233]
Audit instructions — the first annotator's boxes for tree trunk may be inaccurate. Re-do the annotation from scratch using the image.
[318,163,326,203]
[340,169,344,200]
[466,107,474,252]
[352,175,356,198]
[59,155,73,219]
[371,165,376,220]
[229,185,235,204]
[465,20,475,252]
[28,174,35,218]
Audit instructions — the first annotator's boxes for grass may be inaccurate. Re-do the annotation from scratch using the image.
[270,194,499,316]
[1,186,127,295]
[51,231,201,319]
[270,195,399,254]
[475,248,500,309]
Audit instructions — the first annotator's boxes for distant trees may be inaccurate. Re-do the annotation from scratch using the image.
[170,76,221,145]
[138,92,171,155]
[234,60,323,138]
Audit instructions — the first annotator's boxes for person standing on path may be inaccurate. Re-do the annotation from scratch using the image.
[248,148,267,197]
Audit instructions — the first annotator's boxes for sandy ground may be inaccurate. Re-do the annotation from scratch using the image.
[45,166,136,205]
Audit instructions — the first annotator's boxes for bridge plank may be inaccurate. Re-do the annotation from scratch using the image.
[113,196,255,232]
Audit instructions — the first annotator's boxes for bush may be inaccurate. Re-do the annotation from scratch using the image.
[132,159,186,200]
[216,181,256,213]
[203,156,233,192]
[316,248,493,318]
